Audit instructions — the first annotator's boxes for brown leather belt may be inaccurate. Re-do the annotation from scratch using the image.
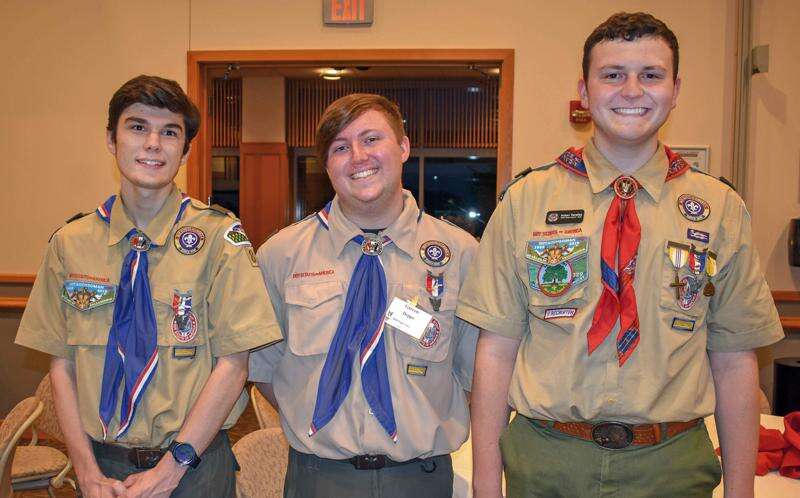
[528,417,702,449]
[91,431,227,469]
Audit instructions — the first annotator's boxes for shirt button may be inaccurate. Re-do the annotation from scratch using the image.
[368,408,374,415]
[607,398,616,405]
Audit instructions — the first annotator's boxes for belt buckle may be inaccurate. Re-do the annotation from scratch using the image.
[129,448,164,469]
[591,422,634,449]
[352,454,385,470]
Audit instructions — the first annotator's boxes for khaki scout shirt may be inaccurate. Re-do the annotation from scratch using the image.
[16,186,281,447]
[457,142,784,424]
[249,191,479,460]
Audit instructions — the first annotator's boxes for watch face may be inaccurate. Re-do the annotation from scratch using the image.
[173,443,196,465]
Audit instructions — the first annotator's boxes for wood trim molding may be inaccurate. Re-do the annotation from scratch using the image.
[0,274,35,284]
[187,49,515,201]
[772,290,800,303]
[0,297,27,310]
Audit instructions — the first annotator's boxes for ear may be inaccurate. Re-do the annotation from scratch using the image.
[671,77,682,109]
[399,136,411,162]
[180,143,192,165]
[578,79,589,109]
[106,130,117,155]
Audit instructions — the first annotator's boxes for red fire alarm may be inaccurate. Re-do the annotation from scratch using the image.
[570,100,591,124]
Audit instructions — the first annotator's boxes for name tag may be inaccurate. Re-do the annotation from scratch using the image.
[385,297,433,340]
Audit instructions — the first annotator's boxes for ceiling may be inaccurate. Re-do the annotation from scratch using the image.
[207,63,501,80]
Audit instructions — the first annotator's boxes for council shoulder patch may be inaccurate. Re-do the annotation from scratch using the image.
[224,222,252,247]
[419,240,451,267]
[174,226,206,255]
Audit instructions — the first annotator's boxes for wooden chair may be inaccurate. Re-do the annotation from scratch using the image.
[250,384,281,429]
[0,397,43,498]
[11,375,76,497]
[232,428,288,498]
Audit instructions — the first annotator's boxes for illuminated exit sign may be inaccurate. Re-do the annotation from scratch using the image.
[323,0,374,26]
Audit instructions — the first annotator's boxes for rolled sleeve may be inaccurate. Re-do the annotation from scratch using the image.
[706,195,783,351]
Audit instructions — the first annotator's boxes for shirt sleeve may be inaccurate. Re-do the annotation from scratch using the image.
[15,233,71,358]
[706,192,784,351]
[456,193,529,339]
[206,221,283,358]
[248,238,288,383]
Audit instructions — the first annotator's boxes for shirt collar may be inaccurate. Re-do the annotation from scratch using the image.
[583,140,670,202]
[326,190,421,258]
[107,185,183,247]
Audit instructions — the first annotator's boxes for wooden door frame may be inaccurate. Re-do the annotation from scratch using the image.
[186,49,514,201]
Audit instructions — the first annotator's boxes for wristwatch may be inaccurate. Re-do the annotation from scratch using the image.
[167,440,201,469]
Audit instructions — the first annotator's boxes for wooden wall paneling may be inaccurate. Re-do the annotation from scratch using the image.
[239,143,290,250]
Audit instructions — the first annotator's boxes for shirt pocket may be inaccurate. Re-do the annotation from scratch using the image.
[65,301,115,346]
[659,240,710,319]
[391,284,455,363]
[284,280,344,356]
[151,284,208,347]
[527,285,589,334]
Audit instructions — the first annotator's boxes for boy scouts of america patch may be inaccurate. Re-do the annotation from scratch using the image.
[525,237,588,297]
[224,222,251,247]
[678,194,710,222]
[419,318,440,348]
[61,280,116,311]
[419,240,451,267]
[174,226,205,255]
[171,290,198,342]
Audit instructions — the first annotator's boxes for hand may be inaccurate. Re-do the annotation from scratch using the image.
[77,471,126,498]
[120,457,187,498]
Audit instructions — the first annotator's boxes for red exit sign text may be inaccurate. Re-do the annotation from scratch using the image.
[323,0,374,25]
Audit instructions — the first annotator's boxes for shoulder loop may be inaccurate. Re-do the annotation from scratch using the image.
[498,162,555,201]
[208,203,237,219]
[689,168,738,192]
[49,211,90,242]
[718,176,737,192]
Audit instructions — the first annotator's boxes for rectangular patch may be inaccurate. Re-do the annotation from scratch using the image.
[61,280,116,311]
[545,209,584,225]
[172,346,197,359]
[687,229,710,244]
[543,308,577,320]
[671,317,696,332]
[406,364,428,376]
[526,237,588,295]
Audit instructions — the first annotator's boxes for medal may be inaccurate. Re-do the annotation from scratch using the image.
[703,282,715,297]
[425,270,444,312]
[666,241,690,299]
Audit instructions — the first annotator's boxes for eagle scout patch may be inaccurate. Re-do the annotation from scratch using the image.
[678,194,710,222]
[425,270,444,312]
[677,275,702,310]
[174,226,205,255]
[419,240,451,267]
[687,228,710,244]
[525,237,588,297]
[224,222,251,247]
[61,280,116,311]
[543,308,577,320]
[171,290,198,342]
[545,209,584,225]
[419,318,440,348]
[406,364,428,376]
[671,317,696,332]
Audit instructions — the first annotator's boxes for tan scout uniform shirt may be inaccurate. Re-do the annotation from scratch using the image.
[16,186,281,447]
[249,191,478,460]
[457,142,784,424]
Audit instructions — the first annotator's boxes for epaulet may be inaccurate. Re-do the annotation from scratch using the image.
[498,162,554,201]
[689,168,738,192]
[287,212,316,229]
[49,212,90,242]
[208,203,238,219]
[718,176,737,192]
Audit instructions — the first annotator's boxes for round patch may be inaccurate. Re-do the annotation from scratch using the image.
[613,176,638,199]
[536,261,574,297]
[677,194,710,222]
[419,240,451,267]
[678,276,701,310]
[546,212,559,223]
[172,311,198,343]
[419,318,440,349]
[361,234,383,256]
[174,226,206,255]
[129,231,151,252]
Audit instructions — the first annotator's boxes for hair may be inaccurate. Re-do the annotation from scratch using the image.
[583,12,680,82]
[107,75,200,155]
[315,93,406,167]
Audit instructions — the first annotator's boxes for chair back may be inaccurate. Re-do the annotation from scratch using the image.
[232,428,288,498]
[34,374,65,442]
[0,397,43,498]
[250,385,281,429]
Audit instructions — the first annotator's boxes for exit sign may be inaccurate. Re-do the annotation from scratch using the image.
[323,0,373,26]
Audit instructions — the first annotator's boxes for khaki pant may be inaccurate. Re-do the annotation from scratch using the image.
[500,415,722,498]
[284,447,453,498]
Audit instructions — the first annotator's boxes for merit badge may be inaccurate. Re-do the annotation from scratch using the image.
[425,271,445,312]
[174,226,205,255]
[687,228,710,244]
[678,194,710,222]
[545,209,584,225]
[224,222,251,247]
[361,233,383,255]
[419,318,440,348]
[671,317,696,332]
[129,230,151,252]
[525,237,588,297]
[171,290,198,343]
[543,308,577,320]
[61,280,116,311]
[419,240,451,267]
[667,241,690,299]
[613,176,638,199]
[677,276,703,310]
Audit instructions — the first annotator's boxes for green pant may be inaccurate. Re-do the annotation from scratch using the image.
[500,416,722,498]
[284,447,453,498]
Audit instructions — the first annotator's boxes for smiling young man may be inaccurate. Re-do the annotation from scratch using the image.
[458,12,784,498]
[15,75,281,498]
[248,93,479,498]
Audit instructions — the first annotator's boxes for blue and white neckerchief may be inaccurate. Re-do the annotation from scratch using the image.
[309,201,398,442]
[96,193,190,440]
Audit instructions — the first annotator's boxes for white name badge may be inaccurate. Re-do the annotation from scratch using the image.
[385,297,432,340]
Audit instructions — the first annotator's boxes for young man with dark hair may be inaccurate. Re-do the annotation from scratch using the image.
[459,12,783,498]
[16,74,281,498]
[249,93,479,498]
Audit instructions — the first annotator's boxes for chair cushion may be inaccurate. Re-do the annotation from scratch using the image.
[11,445,68,480]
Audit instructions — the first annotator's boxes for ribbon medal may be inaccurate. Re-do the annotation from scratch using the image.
[171,290,198,343]
[525,237,588,297]
[704,251,718,296]
[425,271,445,312]
[667,241,690,299]
[688,245,708,275]
[61,280,116,311]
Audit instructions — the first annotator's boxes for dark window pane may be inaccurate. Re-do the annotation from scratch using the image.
[402,157,420,202]
[211,155,240,216]
[297,155,334,219]
[423,158,496,238]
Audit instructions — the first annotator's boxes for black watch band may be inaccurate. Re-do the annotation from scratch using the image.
[167,440,201,469]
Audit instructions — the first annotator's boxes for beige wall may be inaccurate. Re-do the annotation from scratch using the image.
[1,0,739,275]
[242,76,286,143]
